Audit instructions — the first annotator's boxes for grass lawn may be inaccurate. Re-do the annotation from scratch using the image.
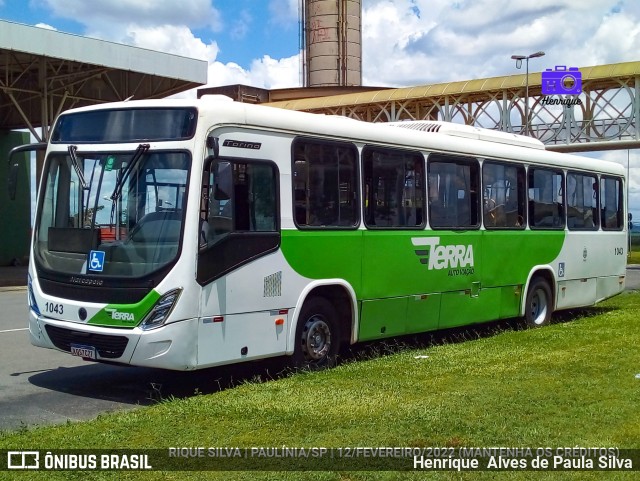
[1,292,639,480]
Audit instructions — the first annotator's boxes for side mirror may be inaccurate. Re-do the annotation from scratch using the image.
[7,142,46,201]
[206,135,219,158]
[213,161,232,201]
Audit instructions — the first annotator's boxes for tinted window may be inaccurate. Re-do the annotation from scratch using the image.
[201,161,278,249]
[600,176,623,230]
[35,151,190,279]
[292,138,359,228]
[52,108,197,143]
[528,168,564,229]
[483,162,526,229]
[428,154,480,229]
[363,147,425,228]
[567,172,598,230]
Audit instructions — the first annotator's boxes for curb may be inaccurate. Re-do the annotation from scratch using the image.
[0,286,27,292]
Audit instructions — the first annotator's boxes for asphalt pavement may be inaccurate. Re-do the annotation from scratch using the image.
[0,287,287,431]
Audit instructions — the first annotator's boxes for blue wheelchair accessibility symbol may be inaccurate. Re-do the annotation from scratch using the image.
[88,250,105,272]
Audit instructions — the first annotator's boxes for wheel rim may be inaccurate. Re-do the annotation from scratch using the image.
[300,315,331,361]
[529,288,548,325]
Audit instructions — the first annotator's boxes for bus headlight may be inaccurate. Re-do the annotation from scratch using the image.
[140,288,182,331]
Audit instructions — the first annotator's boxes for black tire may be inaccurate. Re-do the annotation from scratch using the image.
[291,297,341,370]
[524,277,553,327]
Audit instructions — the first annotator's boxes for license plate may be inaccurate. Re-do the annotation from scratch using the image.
[70,344,97,360]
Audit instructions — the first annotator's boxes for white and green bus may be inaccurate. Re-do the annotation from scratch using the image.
[10,96,627,370]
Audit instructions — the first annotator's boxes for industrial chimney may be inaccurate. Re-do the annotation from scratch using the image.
[301,0,362,87]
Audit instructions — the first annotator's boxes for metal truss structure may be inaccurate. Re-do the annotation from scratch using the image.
[268,61,640,153]
[0,20,206,142]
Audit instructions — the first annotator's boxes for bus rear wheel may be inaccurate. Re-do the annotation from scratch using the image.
[291,297,340,370]
[524,277,553,327]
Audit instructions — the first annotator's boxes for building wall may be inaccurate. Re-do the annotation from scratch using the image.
[0,131,30,266]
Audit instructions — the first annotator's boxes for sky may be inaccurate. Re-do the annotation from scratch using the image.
[0,0,639,219]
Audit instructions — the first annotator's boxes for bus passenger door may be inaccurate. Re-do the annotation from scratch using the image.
[426,154,486,329]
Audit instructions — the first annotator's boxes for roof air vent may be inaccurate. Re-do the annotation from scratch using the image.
[387,120,545,150]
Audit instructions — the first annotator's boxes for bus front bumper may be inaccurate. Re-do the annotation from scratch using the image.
[29,310,199,371]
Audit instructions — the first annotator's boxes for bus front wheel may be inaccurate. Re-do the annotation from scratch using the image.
[524,277,553,327]
[291,297,340,369]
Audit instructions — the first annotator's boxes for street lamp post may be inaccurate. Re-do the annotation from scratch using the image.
[511,51,545,135]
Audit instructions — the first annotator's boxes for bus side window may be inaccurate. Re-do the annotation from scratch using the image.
[528,168,564,229]
[292,138,359,229]
[428,154,480,229]
[362,147,425,229]
[600,176,623,230]
[200,160,278,249]
[483,161,525,229]
[567,172,598,230]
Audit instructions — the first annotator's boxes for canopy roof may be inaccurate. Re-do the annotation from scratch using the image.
[267,60,640,111]
[0,20,207,139]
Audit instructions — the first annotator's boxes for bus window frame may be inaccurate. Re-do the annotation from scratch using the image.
[362,145,426,230]
[481,159,527,231]
[427,153,481,231]
[600,175,625,231]
[291,136,361,231]
[197,155,281,286]
[527,166,565,231]
[566,170,599,231]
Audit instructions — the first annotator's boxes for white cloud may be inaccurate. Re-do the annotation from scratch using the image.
[34,0,221,31]
[361,0,640,87]
[584,10,640,65]
[206,61,252,89]
[34,22,56,30]
[247,54,300,89]
[124,24,219,61]
[29,0,301,97]
[175,53,301,99]
[29,0,223,63]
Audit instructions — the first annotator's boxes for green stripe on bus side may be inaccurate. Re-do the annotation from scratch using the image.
[281,229,566,340]
[280,230,364,292]
[479,230,566,287]
[87,290,161,328]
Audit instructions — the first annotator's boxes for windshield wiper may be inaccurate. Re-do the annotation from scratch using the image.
[110,143,150,201]
[68,145,88,190]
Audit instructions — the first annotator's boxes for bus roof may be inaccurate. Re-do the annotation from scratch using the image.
[57,96,626,177]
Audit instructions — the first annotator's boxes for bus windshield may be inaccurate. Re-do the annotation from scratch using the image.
[34,148,190,279]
